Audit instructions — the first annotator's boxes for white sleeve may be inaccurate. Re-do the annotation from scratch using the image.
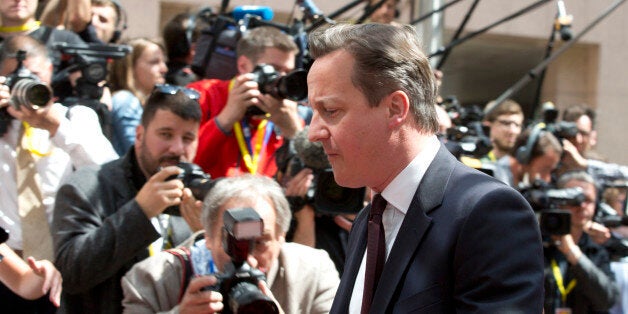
[50,103,118,168]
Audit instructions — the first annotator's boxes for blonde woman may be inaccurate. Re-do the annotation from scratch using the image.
[109,37,167,155]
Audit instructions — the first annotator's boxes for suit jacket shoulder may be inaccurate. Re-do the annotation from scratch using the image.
[332,145,545,313]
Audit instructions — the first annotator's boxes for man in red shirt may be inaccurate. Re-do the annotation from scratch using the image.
[188,26,303,178]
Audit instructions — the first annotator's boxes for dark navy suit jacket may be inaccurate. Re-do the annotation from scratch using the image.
[331,144,545,313]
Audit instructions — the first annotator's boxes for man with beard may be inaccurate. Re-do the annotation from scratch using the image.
[52,84,201,313]
[481,98,524,162]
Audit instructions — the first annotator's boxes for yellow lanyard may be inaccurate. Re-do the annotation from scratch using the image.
[487,151,496,162]
[228,79,272,174]
[233,119,268,174]
[0,21,41,33]
[22,122,52,157]
[551,258,577,304]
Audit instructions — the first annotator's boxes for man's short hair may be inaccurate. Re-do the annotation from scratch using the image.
[308,23,439,133]
[141,87,201,127]
[0,35,50,67]
[563,104,597,129]
[201,174,292,237]
[236,26,298,63]
[557,170,596,189]
[483,99,523,122]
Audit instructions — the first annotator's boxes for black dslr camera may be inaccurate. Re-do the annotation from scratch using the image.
[0,227,8,245]
[0,50,52,136]
[246,64,308,116]
[441,96,492,158]
[164,162,214,215]
[541,104,579,140]
[519,180,585,235]
[210,207,279,314]
[5,50,52,110]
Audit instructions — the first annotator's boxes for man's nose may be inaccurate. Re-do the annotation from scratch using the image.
[169,137,185,155]
[308,114,328,142]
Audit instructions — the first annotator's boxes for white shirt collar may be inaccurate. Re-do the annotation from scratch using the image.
[380,135,441,214]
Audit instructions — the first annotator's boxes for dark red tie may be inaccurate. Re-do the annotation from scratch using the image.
[361,193,387,314]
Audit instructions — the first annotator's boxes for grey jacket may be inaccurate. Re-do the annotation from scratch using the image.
[121,233,339,314]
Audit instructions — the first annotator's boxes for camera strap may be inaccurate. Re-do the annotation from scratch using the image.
[550,258,577,304]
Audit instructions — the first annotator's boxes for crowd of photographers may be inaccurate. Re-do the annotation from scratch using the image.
[438,95,628,313]
[0,0,627,313]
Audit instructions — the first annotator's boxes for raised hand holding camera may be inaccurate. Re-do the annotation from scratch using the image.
[135,166,184,219]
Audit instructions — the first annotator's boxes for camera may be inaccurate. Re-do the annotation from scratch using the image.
[0,227,8,245]
[519,180,585,235]
[52,42,131,100]
[164,162,214,215]
[209,207,279,314]
[4,50,52,110]
[246,64,308,116]
[541,104,579,139]
[286,156,365,215]
[441,96,492,158]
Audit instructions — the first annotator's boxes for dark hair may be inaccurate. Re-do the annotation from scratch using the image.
[308,23,439,133]
[514,125,562,161]
[162,12,209,61]
[236,26,298,62]
[484,99,523,122]
[141,89,201,127]
[563,104,596,130]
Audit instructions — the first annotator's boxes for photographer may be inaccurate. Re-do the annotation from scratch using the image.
[493,123,563,188]
[543,171,619,313]
[187,26,304,178]
[0,34,116,311]
[162,11,208,87]
[52,85,201,312]
[121,174,340,314]
[40,0,125,44]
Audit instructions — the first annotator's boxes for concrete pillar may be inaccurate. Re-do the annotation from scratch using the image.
[416,0,444,68]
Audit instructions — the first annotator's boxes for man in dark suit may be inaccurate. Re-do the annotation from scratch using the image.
[307,23,545,313]
[52,85,201,313]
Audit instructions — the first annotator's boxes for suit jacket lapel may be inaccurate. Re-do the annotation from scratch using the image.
[370,145,457,312]
[331,204,369,313]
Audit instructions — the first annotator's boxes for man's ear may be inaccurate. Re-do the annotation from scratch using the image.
[237,55,253,74]
[134,124,144,150]
[387,90,410,128]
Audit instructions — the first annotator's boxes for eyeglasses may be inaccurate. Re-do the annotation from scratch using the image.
[495,119,522,129]
[153,84,200,102]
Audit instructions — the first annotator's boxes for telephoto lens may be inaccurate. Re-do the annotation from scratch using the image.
[10,79,52,110]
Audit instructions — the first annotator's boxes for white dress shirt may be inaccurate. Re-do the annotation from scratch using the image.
[348,135,441,313]
[0,103,117,250]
